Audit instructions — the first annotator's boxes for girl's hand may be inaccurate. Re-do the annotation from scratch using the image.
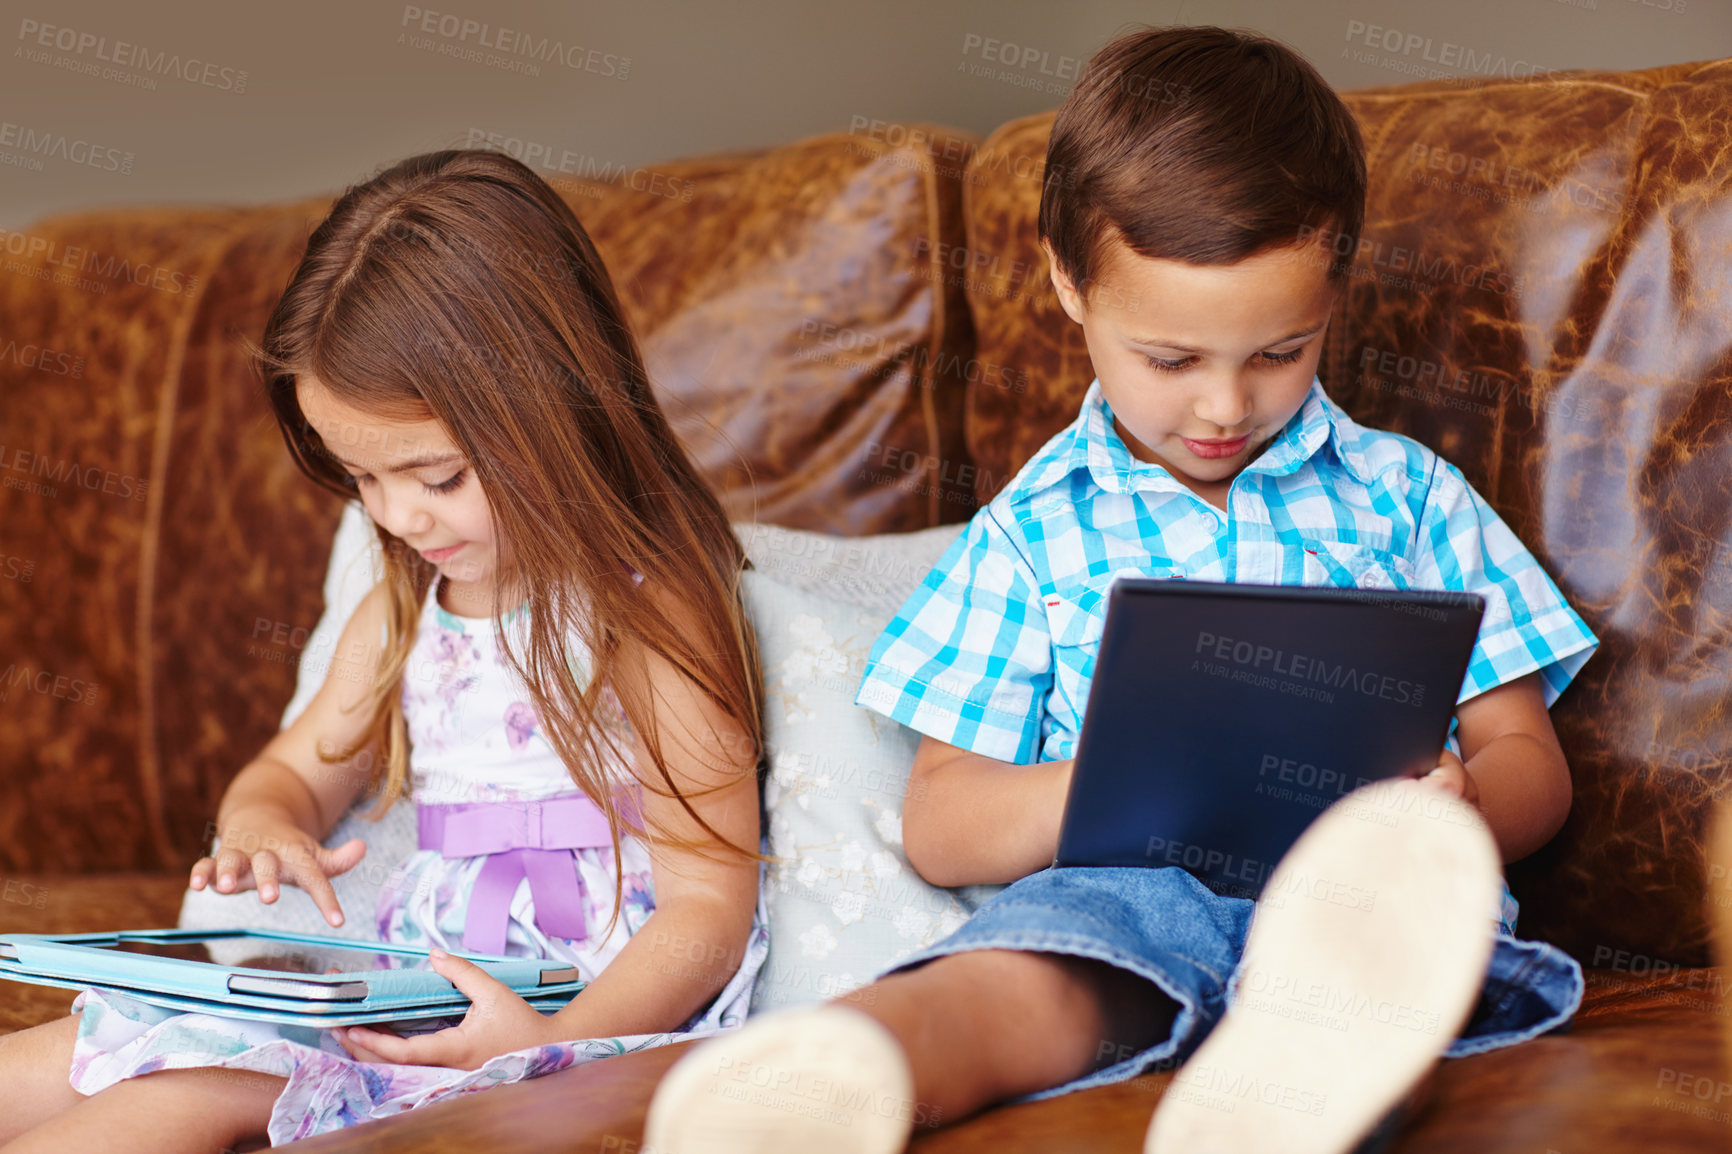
[333,949,561,1069]
[1418,748,1480,809]
[188,805,367,929]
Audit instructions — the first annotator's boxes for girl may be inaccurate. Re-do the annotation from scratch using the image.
[0,149,769,1153]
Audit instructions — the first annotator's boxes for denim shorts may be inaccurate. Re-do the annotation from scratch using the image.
[874,865,1584,1103]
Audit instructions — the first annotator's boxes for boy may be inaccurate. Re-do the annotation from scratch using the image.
[646,25,1596,1154]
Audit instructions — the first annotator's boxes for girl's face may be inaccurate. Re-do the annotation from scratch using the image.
[297,376,502,598]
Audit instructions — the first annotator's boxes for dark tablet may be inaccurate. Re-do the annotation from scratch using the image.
[1051,579,1485,897]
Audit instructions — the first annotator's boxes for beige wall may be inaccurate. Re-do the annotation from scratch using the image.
[1,0,1726,228]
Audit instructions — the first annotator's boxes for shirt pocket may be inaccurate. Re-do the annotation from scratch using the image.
[1044,567,1173,651]
[1043,575,1114,719]
[1045,589,1106,653]
[1043,567,1173,736]
[1299,538,1420,591]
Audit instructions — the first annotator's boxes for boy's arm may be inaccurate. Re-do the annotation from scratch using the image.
[1421,671,1572,864]
[903,736,1073,887]
[856,504,1062,887]
[910,674,1571,883]
[1406,456,1596,862]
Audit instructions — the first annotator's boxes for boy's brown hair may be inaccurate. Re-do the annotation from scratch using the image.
[1038,25,1366,291]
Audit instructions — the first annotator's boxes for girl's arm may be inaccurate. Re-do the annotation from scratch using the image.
[543,585,763,1040]
[902,737,1074,888]
[189,582,392,925]
[1421,670,1573,863]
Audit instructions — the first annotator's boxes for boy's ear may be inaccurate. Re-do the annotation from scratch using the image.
[1041,240,1088,326]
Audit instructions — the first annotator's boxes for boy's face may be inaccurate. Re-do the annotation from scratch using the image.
[1046,234,1338,502]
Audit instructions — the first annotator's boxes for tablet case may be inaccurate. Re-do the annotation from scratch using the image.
[1053,579,1485,896]
[0,928,586,1027]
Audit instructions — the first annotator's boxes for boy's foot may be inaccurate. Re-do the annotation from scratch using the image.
[1144,779,1501,1154]
[643,1004,916,1154]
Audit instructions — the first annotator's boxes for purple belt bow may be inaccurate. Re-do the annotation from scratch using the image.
[417,795,618,956]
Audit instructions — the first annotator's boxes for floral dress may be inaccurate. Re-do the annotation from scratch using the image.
[67,579,771,1145]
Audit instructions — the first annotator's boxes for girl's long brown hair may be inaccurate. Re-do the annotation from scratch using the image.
[255,150,765,910]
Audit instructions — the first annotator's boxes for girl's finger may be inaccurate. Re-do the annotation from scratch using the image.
[335,1028,387,1064]
[428,949,494,999]
[317,838,368,879]
[251,851,281,903]
[213,847,253,892]
[188,857,216,889]
[342,1025,425,1066]
[281,853,347,928]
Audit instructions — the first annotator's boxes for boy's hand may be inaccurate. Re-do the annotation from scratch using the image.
[188,804,366,928]
[1418,748,1480,808]
[333,949,561,1069]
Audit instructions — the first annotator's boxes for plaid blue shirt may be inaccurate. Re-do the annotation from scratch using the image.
[855,378,1598,768]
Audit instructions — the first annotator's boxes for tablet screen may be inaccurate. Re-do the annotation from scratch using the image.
[99,934,428,974]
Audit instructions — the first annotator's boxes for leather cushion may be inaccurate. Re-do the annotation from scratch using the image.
[553,126,982,535]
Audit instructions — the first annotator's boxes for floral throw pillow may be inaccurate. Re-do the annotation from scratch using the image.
[739,564,1004,1012]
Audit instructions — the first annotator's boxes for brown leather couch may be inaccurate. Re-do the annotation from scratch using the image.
[3,58,1731,1152]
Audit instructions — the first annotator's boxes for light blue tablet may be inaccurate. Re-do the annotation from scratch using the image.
[0,928,585,1026]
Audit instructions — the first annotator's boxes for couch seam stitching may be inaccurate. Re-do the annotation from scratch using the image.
[135,212,259,869]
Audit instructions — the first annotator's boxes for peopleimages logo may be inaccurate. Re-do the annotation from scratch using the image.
[15,19,250,93]
[398,6,630,79]
[1144,835,1271,888]
[0,121,133,174]
[1340,20,1547,81]
[0,444,149,502]
[1194,631,1425,707]
[0,663,100,706]
[0,228,200,296]
[1297,225,1523,300]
